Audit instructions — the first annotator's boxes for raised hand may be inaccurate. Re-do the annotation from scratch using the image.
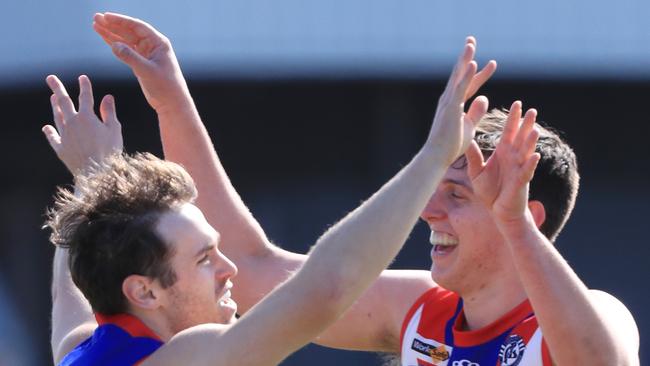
[43,75,123,175]
[465,101,541,223]
[426,37,496,165]
[93,12,188,113]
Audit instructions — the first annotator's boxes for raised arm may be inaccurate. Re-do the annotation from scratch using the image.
[43,75,123,363]
[92,13,500,352]
[92,12,269,259]
[146,40,490,366]
[466,102,639,365]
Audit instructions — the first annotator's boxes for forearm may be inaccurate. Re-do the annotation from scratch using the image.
[498,214,637,365]
[155,88,270,259]
[223,147,449,365]
[292,147,446,322]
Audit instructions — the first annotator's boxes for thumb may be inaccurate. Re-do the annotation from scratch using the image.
[42,125,62,152]
[111,42,149,72]
[465,140,485,179]
[99,95,120,126]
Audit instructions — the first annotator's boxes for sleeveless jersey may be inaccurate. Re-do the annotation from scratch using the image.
[59,313,163,366]
[400,287,552,366]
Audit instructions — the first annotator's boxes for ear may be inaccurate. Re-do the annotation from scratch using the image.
[122,275,161,310]
[527,200,546,229]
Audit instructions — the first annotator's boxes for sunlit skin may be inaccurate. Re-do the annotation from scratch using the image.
[154,204,238,336]
[421,163,519,301]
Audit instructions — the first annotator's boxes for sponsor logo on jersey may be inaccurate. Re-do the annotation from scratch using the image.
[430,344,450,363]
[499,334,526,366]
[451,360,479,366]
[411,338,450,364]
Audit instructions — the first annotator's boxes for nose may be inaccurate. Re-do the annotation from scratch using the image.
[216,250,239,280]
[420,190,446,224]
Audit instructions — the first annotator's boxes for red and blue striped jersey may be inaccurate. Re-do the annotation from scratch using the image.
[400,287,552,366]
[59,313,163,366]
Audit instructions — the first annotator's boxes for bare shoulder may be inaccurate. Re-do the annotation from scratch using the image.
[588,289,639,355]
[380,269,436,339]
[376,269,436,310]
[588,290,638,328]
[53,322,97,364]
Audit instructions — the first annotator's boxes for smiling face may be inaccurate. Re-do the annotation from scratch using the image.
[155,203,238,334]
[420,163,514,296]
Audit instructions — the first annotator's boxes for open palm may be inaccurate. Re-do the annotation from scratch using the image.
[93,12,186,112]
[466,101,541,223]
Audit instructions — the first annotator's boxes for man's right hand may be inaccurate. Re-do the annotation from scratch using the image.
[93,12,190,114]
[425,37,496,166]
[43,75,123,176]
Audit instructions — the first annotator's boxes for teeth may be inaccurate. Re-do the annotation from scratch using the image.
[429,231,459,246]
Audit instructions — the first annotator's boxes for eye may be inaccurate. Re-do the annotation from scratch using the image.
[450,191,464,199]
[198,254,212,265]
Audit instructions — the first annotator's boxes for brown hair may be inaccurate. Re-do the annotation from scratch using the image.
[46,152,197,314]
[464,108,580,242]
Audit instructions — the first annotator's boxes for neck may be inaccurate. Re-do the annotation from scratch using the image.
[128,308,175,342]
[459,273,527,331]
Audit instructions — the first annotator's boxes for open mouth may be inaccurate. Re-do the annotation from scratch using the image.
[217,282,236,307]
[430,231,458,257]
[432,244,456,254]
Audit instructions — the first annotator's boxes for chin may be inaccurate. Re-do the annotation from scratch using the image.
[430,266,458,292]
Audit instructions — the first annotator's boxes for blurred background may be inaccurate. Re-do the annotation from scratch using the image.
[0,1,648,365]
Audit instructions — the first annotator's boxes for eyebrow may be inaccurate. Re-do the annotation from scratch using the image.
[193,233,220,258]
[442,178,473,192]
[194,244,215,258]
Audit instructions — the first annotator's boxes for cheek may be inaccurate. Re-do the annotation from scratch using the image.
[449,206,501,246]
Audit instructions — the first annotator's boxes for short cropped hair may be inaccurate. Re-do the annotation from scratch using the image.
[46,153,197,314]
[467,109,580,242]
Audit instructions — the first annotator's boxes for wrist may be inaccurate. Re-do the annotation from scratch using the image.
[419,143,458,168]
[494,211,540,243]
[153,91,198,118]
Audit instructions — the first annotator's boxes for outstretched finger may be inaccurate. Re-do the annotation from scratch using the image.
[46,75,76,120]
[42,125,62,153]
[520,153,541,184]
[501,101,522,145]
[110,41,151,72]
[444,42,475,94]
[465,95,489,126]
[513,108,537,150]
[77,75,94,113]
[94,17,140,45]
[93,21,130,47]
[452,37,477,86]
[101,12,161,41]
[452,60,478,104]
[520,128,540,165]
[50,94,65,133]
[465,140,485,180]
[99,95,119,126]
[465,60,497,100]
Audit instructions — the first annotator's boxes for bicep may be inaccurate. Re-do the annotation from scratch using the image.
[313,269,434,352]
